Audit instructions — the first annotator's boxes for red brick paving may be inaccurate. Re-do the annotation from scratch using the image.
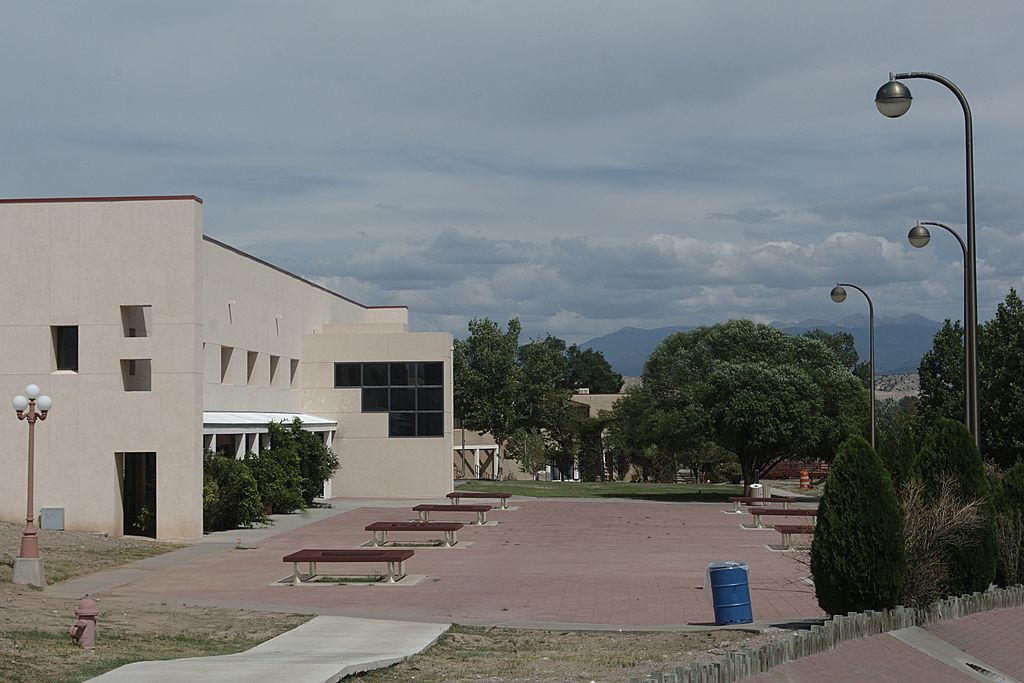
[111,500,822,625]
[748,632,978,682]
[925,607,1024,679]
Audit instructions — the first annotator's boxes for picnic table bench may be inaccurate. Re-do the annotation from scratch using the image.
[413,503,492,525]
[447,491,512,509]
[365,521,464,548]
[746,507,818,529]
[282,548,414,585]
[774,524,816,550]
[727,495,810,513]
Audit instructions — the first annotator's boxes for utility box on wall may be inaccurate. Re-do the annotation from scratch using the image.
[39,508,65,531]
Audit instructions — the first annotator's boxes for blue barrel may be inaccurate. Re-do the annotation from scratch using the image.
[708,562,752,625]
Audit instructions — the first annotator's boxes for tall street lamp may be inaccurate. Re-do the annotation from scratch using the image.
[11,383,52,587]
[907,220,970,426]
[876,71,980,448]
[831,284,875,449]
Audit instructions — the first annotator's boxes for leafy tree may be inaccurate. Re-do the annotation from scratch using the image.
[454,318,523,473]
[642,320,867,487]
[979,289,1024,467]
[565,344,624,394]
[203,450,264,532]
[505,428,547,475]
[913,417,997,594]
[802,329,870,389]
[267,419,339,506]
[917,319,966,426]
[811,436,906,615]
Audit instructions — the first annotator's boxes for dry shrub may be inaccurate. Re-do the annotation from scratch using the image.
[900,477,985,607]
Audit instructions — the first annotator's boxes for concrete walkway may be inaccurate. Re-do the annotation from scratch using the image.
[87,615,449,683]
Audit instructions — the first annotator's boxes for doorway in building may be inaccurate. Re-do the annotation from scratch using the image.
[122,452,156,537]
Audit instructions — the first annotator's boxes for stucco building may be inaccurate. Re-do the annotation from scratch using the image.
[0,196,453,541]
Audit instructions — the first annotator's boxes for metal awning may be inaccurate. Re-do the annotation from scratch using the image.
[202,411,337,434]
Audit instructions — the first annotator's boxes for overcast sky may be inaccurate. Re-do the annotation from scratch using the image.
[3,2,1022,342]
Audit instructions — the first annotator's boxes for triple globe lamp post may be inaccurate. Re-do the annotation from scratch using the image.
[11,384,52,586]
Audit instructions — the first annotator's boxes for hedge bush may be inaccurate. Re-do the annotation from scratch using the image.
[811,436,906,615]
[202,450,264,532]
[260,418,340,507]
[876,424,916,492]
[913,417,997,593]
[994,461,1024,586]
[246,443,306,514]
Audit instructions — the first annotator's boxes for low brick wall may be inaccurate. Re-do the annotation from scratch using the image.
[629,585,1024,683]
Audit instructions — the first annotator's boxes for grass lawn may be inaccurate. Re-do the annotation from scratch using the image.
[455,479,743,503]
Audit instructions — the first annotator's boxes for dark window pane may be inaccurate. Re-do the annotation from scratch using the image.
[417,413,443,436]
[389,363,410,386]
[418,387,443,411]
[363,363,388,386]
[390,388,416,411]
[55,326,79,372]
[422,362,443,386]
[389,412,416,437]
[334,363,361,387]
[362,387,389,412]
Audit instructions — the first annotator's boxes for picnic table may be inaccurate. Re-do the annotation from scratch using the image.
[413,503,492,525]
[365,521,464,548]
[282,548,414,585]
[447,491,512,509]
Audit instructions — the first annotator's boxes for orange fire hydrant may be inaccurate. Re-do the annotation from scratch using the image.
[69,595,99,649]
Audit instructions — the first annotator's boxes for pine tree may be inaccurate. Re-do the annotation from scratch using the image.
[913,418,997,593]
[811,436,906,615]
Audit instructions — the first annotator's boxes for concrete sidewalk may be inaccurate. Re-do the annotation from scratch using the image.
[87,615,450,683]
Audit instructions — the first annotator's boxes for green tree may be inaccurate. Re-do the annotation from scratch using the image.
[979,289,1024,467]
[913,417,997,594]
[246,441,305,514]
[505,428,547,475]
[565,344,624,394]
[876,424,917,492]
[810,436,906,615]
[642,320,867,487]
[802,329,870,389]
[454,318,523,475]
[917,319,966,426]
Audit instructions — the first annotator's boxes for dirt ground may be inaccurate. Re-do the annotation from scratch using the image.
[0,522,308,683]
[349,625,792,683]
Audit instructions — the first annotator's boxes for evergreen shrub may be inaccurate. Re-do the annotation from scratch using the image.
[994,461,1024,586]
[267,419,340,505]
[246,442,306,514]
[202,450,264,532]
[810,436,906,615]
[913,418,997,593]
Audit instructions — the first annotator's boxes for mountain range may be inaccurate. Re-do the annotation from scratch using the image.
[580,314,943,377]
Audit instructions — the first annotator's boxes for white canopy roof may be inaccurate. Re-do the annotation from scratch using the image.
[202,411,337,434]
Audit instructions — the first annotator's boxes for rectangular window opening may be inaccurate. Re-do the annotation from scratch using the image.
[120,305,152,338]
[121,359,152,391]
[289,358,300,389]
[270,355,281,388]
[337,361,445,438]
[220,346,234,384]
[52,326,79,372]
[246,351,259,386]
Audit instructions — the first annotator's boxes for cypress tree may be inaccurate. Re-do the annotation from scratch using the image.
[877,425,917,493]
[994,461,1024,586]
[811,436,906,615]
[913,417,997,593]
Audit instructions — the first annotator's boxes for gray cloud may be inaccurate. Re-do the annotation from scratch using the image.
[2,2,1023,343]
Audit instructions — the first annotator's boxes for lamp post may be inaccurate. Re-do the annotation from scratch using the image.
[831,284,875,449]
[907,221,970,426]
[11,384,52,587]
[876,71,980,448]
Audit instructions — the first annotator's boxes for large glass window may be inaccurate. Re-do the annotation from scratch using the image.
[334,361,444,437]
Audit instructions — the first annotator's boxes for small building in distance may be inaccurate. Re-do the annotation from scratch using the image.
[0,196,453,540]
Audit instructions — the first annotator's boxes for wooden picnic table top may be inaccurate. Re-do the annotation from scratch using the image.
[728,495,809,503]
[283,548,414,563]
[773,524,816,533]
[413,503,492,512]
[748,508,818,516]
[448,491,511,499]
[365,521,464,532]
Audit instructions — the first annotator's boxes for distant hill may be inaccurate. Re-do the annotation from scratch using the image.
[581,316,943,377]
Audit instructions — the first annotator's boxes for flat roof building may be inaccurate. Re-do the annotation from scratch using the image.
[0,196,453,540]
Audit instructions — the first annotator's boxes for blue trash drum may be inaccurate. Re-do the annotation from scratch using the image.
[707,561,753,625]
